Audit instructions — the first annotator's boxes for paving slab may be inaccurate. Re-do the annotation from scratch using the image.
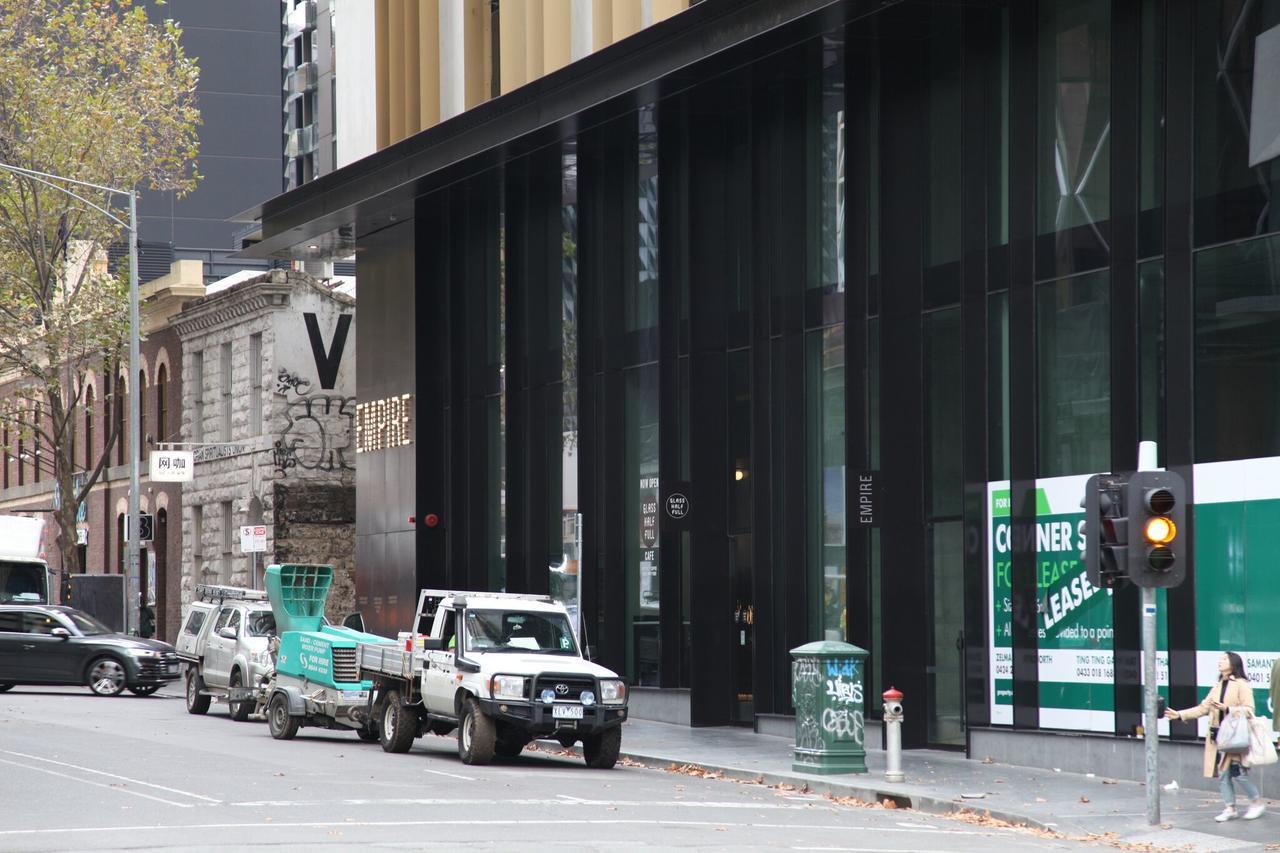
[607,719,1278,852]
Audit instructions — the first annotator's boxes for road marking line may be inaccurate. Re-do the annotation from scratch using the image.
[421,768,476,781]
[0,749,221,803]
[0,818,1004,837]
[0,758,193,809]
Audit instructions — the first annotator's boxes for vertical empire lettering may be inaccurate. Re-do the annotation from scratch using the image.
[856,471,879,526]
[305,312,352,389]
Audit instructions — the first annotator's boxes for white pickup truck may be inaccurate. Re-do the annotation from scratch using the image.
[357,590,628,768]
[175,585,275,721]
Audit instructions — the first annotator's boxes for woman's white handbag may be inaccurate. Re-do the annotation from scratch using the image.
[1216,709,1253,753]
[1244,716,1278,767]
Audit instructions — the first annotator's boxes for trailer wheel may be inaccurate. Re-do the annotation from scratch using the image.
[185,668,210,715]
[379,689,416,753]
[267,693,299,740]
[583,726,621,769]
[458,696,495,765]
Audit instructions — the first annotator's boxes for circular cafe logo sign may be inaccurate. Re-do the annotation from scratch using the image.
[665,492,689,520]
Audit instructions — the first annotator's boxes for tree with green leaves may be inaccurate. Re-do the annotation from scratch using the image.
[0,0,199,584]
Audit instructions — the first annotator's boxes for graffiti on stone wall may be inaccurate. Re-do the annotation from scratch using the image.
[273,369,355,474]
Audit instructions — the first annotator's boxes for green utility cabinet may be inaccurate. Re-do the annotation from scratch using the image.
[791,641,868,774]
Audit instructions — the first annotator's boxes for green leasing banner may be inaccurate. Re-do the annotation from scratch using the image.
[988,462,1280,733]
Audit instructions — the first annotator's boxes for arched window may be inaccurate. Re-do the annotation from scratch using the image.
[156,364,168,445]
[85,386,95,470]
[138,369,147,462]
[115,370,125,466]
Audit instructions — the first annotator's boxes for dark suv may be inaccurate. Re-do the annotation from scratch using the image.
[0,605,181,696]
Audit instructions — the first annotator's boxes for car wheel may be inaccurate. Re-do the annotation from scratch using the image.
[228,669,252,722]
[267,693,299,740]
[86,657,126,696]
[128,684,161,697]
[0,684,13,693]
[185,668,211,715]
[379,689,416,754]
[583,726,622,769]
[457,696,495,766]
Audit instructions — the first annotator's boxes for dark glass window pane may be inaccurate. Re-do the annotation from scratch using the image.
[1138,0,1165,257]
[1037,0,1112,280]
[988,291,1010,480]
[628,106,660,337]
[925,308,962,518]
[868,318,880,469]
[625,364,660,684]
[1193,1,1280,247]
[1138,260,1165,457]
[925,5,962,282]
[1037,271,1111,477]
[1195,235,1280,461]
[806,326,846,639]
[988,6,1011,252]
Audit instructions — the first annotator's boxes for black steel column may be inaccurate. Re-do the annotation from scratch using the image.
[1110,0,1144,737]
[1007,0,1040,731]
[878,9,928,748]
[416,194,450,592]
[1162,0,1198,732]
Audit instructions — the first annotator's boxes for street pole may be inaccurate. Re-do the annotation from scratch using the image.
[1138,439,1159,826]
[127,191,141,636]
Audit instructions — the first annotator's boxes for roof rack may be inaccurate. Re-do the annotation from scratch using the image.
[195,584,268,603]
[418,589,554,604]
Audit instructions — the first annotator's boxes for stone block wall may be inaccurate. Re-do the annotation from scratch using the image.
[272,481,356,623]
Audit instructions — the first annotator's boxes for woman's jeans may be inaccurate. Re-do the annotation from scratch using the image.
[1220,763,1260,806]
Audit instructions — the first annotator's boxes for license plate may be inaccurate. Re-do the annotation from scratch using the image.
[342,690,369,701]
[552,704,584,719]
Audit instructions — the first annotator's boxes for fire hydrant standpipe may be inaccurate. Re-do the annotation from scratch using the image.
[883,686,904,783]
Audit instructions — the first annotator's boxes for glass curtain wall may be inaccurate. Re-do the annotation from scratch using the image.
[625,106,661,685]
[1037,271,1110,477]
[807,39,846,643]
[554,143,583,634]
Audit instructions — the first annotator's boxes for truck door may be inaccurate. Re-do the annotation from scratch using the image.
[423,608,457,716]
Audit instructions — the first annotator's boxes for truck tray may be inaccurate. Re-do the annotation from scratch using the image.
[357,642,416,680]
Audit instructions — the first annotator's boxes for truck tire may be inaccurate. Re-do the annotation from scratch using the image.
[494,734,527,759]
[457,696,496,765]
[379,689,416,754]
[185,668,211,715]
[583,726,621,769]
[228,669,252,722]
[267,692,299,740]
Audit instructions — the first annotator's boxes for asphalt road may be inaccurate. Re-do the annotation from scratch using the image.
[0,684,1122,852]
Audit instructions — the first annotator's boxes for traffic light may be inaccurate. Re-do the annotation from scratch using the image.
[1082,473,1130,589]
[1126,470,1186,589]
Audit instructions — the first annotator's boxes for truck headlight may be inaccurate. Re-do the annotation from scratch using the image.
[491,675,527,701]
[599,679,627,705]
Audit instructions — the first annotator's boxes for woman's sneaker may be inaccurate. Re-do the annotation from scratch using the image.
[1243,802,1265,820]
[1214,807,1238,822]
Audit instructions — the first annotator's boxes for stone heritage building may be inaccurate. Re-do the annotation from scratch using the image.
[0,260,205,641]
[171,269,356,621]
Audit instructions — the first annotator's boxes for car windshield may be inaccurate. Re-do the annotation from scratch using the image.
[464,609,578,655]
[245,611,276,637]
[62,610,112,636]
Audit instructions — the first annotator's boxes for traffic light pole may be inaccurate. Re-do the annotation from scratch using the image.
[1138,440,1159,826]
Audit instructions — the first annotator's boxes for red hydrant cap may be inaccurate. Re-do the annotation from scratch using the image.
[883,686,903,701]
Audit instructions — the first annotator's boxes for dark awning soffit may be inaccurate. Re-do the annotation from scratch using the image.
[234,0,900,261]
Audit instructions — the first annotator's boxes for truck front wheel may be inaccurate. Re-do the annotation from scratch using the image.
[457,697,495,765]
[379,689,416,753]
[228,669,252,722]
[583,726,621,769]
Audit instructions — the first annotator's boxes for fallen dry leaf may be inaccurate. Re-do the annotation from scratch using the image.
[1035,797,1047,803]
[982,755,995,764]
[1080,796,1091,803]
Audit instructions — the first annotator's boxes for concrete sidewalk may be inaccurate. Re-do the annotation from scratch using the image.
[608,719,1277,852]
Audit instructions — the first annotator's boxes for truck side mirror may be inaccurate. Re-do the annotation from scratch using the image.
[218,626,237,639]
[422,637,443,651]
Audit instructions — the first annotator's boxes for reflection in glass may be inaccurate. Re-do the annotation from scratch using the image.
[1037,271,1110,477]
[1138,261,1165,456]
[625,364,661,685]
[807,326,846,640]
[1194,235,1280,462]
[988,292,1010,481]
[629,105,660,335]
[816,35,845,296]
[1193,1,1280,246]
[928,520,965,745]
[1037,0,1112,279]
[925,308,962,518]
[552,143,582,636]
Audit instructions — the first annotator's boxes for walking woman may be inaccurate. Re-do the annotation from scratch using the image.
[1164,651,1265,822]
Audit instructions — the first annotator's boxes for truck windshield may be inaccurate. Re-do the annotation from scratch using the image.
[464,610,578,655]
[0,561,46,603]
[245,612,276,637]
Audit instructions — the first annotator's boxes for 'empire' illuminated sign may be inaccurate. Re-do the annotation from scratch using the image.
[355,394,413,453]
